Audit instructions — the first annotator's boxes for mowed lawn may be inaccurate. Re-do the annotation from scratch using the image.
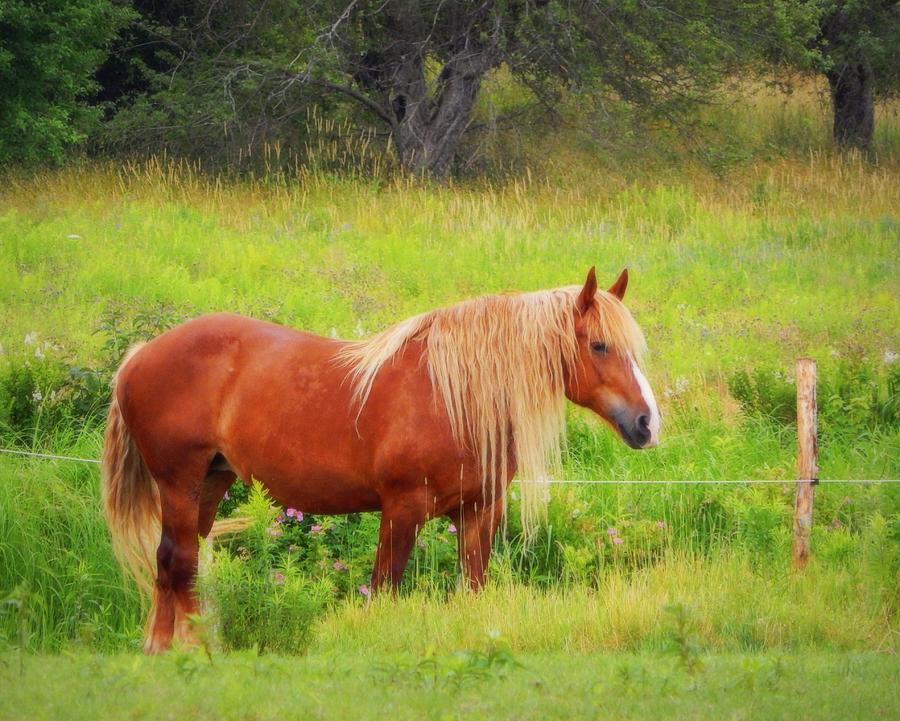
[1,650,897,721]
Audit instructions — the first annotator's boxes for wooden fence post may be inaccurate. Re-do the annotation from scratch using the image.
[792,358,818,570]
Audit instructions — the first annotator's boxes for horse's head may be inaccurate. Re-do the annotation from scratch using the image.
[565,267,660,449]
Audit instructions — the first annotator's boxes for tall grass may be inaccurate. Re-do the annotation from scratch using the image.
[0,452,141,650]
[316,551,897,656]
[1,433,896,651]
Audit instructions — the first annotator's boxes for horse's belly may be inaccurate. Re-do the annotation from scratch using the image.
[245,466,382,514]
[219,355,384,513]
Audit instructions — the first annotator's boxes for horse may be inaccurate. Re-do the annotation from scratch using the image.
[101,267,660,653]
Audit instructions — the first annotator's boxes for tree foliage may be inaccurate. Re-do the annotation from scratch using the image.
[0,0,131,164]
[97,1,803,177]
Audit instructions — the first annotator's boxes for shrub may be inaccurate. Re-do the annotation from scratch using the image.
[200,482,331,654]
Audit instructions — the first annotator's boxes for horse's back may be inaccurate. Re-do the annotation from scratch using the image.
[114,313,333,455]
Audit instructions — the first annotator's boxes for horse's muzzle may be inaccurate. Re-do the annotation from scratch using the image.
[615,412,658,449]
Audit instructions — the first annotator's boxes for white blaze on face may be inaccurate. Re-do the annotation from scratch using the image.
[631,359,660,447]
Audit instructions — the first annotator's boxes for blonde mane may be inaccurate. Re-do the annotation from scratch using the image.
[338,285,647,534]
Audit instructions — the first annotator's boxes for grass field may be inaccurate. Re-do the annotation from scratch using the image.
[0,87,898,718]
[2,650,898,721]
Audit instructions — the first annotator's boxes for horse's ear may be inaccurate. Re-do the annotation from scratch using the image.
[577,266,598,315]
[607,268,628,300]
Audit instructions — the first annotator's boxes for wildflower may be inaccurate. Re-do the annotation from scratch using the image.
[333,560,348,572]
[273,571,285,585]
[884,350,897,365]
[288,544,299,553]
[267,526,283,537]
[32,389,43,403]
[285,507,303,522]
[613,536,624,546]
[656,520,666,530]
[448,523,457,534]
[310,524,323,534]
[358,584,370,598]
[606,527,618,536]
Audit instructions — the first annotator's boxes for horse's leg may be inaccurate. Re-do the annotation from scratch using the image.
[198,470,236,538]
[452,501,503,590]
[145,474,205,654]
[371,502,425,592]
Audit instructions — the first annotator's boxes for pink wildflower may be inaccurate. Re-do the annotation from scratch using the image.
[358,584,371,598]
[273,572,285,585]
[310,524,323,534]
[656,520,666,530]
[613,536,624,546]
[448,523,457,534]
[333,560,348,572]
[286,507,303,521]
[607,527,618,536]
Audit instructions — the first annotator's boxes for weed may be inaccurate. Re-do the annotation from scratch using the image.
[663,602,704,677]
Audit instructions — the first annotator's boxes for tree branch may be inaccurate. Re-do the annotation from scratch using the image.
[307,78,396,129]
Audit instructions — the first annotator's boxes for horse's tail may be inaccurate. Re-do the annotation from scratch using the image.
[101,343,159,599]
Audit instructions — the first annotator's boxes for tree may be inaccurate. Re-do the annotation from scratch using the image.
[97,1,791,178]
[0,0,131,164]
[811,1,899,150]
[286,0,770,177]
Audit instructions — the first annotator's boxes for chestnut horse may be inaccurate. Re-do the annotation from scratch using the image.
[102,267,659,653]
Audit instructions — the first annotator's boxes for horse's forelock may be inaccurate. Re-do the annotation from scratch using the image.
[579,287,648,367]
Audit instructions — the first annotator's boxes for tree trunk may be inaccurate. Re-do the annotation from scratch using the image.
[388,51,489,180]
[827,60,874,150]
[392,73,482,179]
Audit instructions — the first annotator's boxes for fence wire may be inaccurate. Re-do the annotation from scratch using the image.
[1,447,896,484]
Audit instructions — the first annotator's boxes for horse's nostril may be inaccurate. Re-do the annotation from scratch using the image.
[637,414,650,432]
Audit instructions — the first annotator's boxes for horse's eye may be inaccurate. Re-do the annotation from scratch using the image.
[590,342,607,353]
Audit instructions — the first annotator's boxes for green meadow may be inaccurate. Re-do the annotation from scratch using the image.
[1,87,898,718]
[2,650,898,721]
